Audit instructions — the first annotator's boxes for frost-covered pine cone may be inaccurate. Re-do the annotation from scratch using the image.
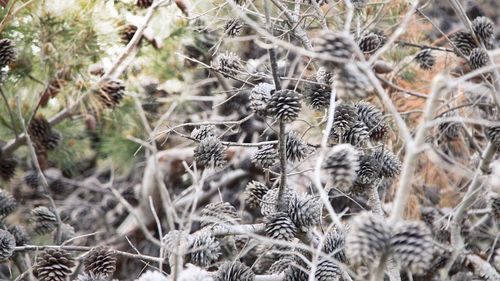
[450,31,477,57]
[33,249,75,281]
[489,193,500,221]
[342,121,369,147]
[200,201,240,227]
[283,265,309,281]
[485,125,500,148]
[265,211,298,241]
[186,231,221,267]
[471,16,494,47]
[267,89,302,122]
[355,101,387,141]
[354,154,380,189]
[358,32,383,54]
[268,255,295,274]
[303,79,330,110]
[243,180,271,209]
[323,144,360,188]
[336,62,373,100]
[468,48,489,70]
[191,125,216,140]
[390,221,434,275]
[214,51,241,77]
[95,78,126,108]
[31,206,58,234]
[322,229,347,263]
[250,82,274,116]
[346,212,392,265]
[371,148,402,178]
[8,225,30,246]
[0,157,17,181]
[288,194,322,231]
[0,38,16,67]
[224,18,243,37]
[0,229,15,262]
[286,131,313,162]
[260,187,295,216]
[332,103,358,136]
[252,144,278,169]
[215,261,254,281]
[414,49,435,70]
[315,259,342,281]
[83,246,117,277]
[193,136,227,168]
[314,31,355,69]
[0,189,17,217]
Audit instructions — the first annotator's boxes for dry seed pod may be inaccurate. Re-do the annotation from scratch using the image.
[414,49,435,70]
[243,181,271,209]
[215,261,255,281]
[252,145,278,169]
[83,246,117,277]
[288,194,322,231]
[0,157,17,181]
[193,136,227,168]
[323,144,360,188]
[286,131,313,162]
[31,206,58,234]
[0,229,15,261]
[0,189,17,217]
[186,231,221,267]
[200,201,240,227]
[32,248,75,281]
[0,38,16,66]
[264,211,298,241]
[267,89,302,122]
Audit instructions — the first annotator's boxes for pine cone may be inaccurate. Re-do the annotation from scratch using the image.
[265,211,298,241]
[83,246,117,277]
[390,221,434,275]
[283,266,309,281]
[371,148,401,178]
[42,131,62,150]
[268,255,295,274]
[0,189,17,217]
[193,136,227,168]
[468,48,489,70]
[316,67,333,85]
[322,229,346,263]
[28,116,52,149]
[267,89,302,122]
[252,144,278,169]
[314,31,355,69]
[286,131,313,162]
[224,18,243,37]
[250,82,274,116]
[136,0,153,8]
[437,112,461,140]
[215,261,254,281]
[0,156,17,181]
[485,126,500,148]
[187,231,221,267]
[333,103,358,136]
[315,259,342,281]
[358,33,382,54]
[288,195,322,231]
[414,49,435,70]
[354,154,380,190]
[243,181,271,209]
[8,225,30,246]
[489,193,500,221]
[355,101,387,141]
[0,38,16,66]
[323,144,360,188]
[200,201,240,227]
[471,16,494,46]
[31,206,58,234]
[260,188,295,216]
[33,248,75,281]
[346,212,392,265]
[214,51,241,77]
[24,171,40,188]
[0,229,15,261]
[450,31,477,57]
[191,125,216,140]
[303,79,330,110]
[95,79,126,108]
[342,121,369,147]
[120,24,138,44]
[336,62,373,100]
